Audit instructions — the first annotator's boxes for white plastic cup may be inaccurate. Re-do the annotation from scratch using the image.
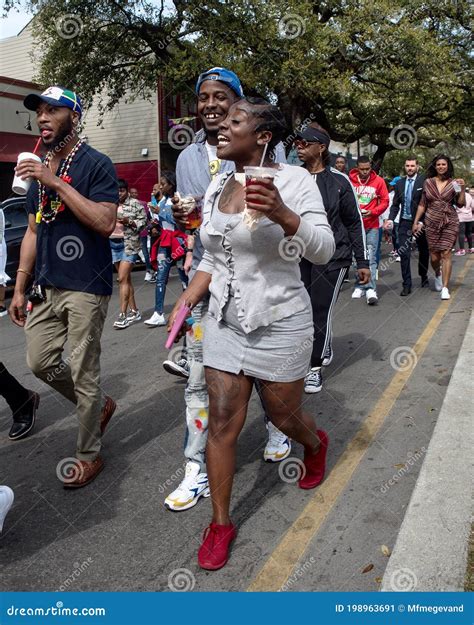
[12,152,42,195]
[452,181,461,193]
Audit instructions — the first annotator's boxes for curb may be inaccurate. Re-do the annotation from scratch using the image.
[381,309,474,591]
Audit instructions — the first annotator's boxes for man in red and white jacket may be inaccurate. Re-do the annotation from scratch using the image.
[349,156,389,304]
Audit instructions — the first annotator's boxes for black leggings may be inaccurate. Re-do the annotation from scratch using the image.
[300,261,347,368]
[0,362,30,415]
[458,222,473,250]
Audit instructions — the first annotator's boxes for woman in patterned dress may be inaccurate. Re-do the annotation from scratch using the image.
[413,155,465,300]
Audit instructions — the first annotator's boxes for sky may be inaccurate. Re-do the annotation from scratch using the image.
[0,6,33,40]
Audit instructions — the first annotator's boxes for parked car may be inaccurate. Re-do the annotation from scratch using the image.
[1,196,28,286]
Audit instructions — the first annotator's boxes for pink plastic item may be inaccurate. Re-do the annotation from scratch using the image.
[165,303,191,349]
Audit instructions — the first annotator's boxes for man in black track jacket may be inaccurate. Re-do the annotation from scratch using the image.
[295,124,370,393]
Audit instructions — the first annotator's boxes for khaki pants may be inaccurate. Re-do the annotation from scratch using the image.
[25,288,109,461]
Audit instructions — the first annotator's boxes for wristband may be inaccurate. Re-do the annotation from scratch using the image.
[17,268,32,276]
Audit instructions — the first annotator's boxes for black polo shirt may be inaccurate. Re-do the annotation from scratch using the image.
[27,143,118,296]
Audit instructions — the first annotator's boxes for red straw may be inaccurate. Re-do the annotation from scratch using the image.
[32,137,42,155]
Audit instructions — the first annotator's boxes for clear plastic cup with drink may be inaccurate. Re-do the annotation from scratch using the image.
[175,193,203,229]
[243,166,276,229]
[12,152,42,195]
[452,181,461,193]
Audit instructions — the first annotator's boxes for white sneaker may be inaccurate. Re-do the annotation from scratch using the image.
[144,271,153,282]
[395,256,401,262]
[0,486,14,532]
[126,309,142,323]
[434,274,443,292]
[441,287,450,300]
[113,313,130,329]
[352,288,365,299]
[366,288,378,305]
[144,311,166,327]
[264,421,291,462]
[164,461,210,511]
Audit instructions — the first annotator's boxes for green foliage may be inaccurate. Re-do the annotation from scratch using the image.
[6,0,473,166]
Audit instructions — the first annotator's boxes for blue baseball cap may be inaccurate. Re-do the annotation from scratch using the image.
[24,86,83,118]
[389,176,402,186]
[195,67,244,98]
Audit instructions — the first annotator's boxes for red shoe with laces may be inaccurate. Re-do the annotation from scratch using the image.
[298,430,329,490]
[198,522,237,570]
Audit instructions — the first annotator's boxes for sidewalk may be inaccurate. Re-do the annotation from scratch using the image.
[381,310,473,592]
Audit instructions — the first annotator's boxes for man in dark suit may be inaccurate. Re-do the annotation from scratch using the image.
[384,157,429,295]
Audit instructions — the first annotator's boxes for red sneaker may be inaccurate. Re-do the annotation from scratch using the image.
[198,522,237,570]
[298,430,329,490]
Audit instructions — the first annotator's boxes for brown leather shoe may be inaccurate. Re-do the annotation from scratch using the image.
[100,396,116,434]
[62,457,104,489]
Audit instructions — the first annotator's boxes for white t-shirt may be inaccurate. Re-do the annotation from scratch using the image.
[205,142,221,179]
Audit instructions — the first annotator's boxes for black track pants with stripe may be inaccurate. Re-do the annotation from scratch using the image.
[300,260,348,368]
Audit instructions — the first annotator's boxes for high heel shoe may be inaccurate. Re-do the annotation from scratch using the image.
[298,430,329,490]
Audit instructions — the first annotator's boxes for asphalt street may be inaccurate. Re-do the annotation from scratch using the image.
[0,246,472,593]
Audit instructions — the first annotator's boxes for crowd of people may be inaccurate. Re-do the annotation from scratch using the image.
[0,68,471,571]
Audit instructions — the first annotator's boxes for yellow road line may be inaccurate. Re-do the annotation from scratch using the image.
[247,259,473,592]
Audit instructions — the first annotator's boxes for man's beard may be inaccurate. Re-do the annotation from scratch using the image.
[44,117,76,151]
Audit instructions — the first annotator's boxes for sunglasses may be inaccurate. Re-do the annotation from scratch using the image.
[294,138,322,148]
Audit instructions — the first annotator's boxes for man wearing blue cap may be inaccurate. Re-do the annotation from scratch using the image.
[9,86,119,488]
[384,158,429,294]
[163,68,289,512]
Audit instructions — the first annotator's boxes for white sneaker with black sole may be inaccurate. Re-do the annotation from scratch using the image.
[263,421,291,462]
[366,288,378,305]
[144,312,166,327]
[352,288,365,299]
[113,313,130,329]
[304,367,323,393]
[164,461,210,511]
[322,344,333,366]
[441,287,450,300]
[162,358,189,379]
[144,271,154,282]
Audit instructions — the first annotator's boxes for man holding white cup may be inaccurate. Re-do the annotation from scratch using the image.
[9,86,119,489]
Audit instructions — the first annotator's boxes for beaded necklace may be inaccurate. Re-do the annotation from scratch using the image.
[37,138,84,224]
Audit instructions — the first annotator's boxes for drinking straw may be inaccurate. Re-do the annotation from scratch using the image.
[32,137,42,154]
[259,143,268,167]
